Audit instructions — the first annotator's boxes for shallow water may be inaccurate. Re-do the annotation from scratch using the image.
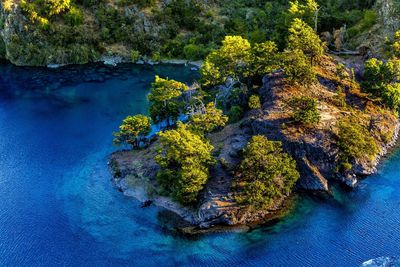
[0,62,399,266]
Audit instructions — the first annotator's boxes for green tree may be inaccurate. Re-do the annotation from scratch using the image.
[248,95,261,109]
[364,58,400,109]
[287,18,325,64]
[289,96,320,125]
[287,0,319,28]
[282,49,316,86]
[337,118,378,165]
[200,36,251,86]
[148,75,189,127]
[236,135,299,210]
[113,115,151,149]
[156,123,215,204]
[250,41,280,77]
[200,61,223,87]
[393,31,400,57]
[189,102,228,134]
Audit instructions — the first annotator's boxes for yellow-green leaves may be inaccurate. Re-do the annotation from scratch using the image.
[337,118,379,164]
[393,31,400,58]
[200,36,280,87]
[288,0,319,27]
[288,18,325,64]
[248,95,261,109]
[148,76,189,126]
[156,123,215,204]
[200,36,252,87]
[113,115,151,149]
[189,102,228,134]
[236,135,299,210]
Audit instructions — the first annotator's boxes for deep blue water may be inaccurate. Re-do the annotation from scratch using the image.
[0,62,399,267]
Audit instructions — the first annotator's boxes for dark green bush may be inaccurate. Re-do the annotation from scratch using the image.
[236,135,299,210]
[337,118,378,164]
[289,96,320,125]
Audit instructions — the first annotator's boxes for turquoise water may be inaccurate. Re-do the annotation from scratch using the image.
[0,62,399,266]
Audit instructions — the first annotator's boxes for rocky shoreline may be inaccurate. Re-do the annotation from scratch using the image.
[109,57,400,232]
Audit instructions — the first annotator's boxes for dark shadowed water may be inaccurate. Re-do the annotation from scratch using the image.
[0,62,399,266]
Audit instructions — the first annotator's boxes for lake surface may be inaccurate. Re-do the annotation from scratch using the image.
[0,62,399,266]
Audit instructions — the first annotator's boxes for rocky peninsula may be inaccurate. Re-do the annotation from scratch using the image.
[110,55,400,231]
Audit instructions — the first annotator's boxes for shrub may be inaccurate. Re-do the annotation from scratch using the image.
[64,6,84,26]
[393,31,400,57]
[282,49,316,86]
[183,44,207,60]
[228,105,244,122]
[130,49,140,62]
[289,96,320,125]
[236,135,299,210]
[337,118,379,164]
[248,95,261,109]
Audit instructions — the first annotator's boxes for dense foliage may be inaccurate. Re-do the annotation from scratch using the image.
[248,95,261,109]
[236,135,299,210]
[289,96,320,125]
[189,102,228,134]
[287,18,325,64]
[337,118,379,167]
[282,49,316,85]
[148,76,189,127]
[156,123,215,204]
[113,115,152,149]
[363,58,400,109]
[393,31,400,58]
[4,0,381,65]
[200,36,279,86]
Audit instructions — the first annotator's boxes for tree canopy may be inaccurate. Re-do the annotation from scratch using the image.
[337,118,378,165]
[289,96,320,125]
[113,115,152,149]
[200,35,251,87]
[282,49,316,85]
[189,102,228,134]
[148,75,189,127]
[287,18,325,64]
[287,0,319,28]
[236,135,299,210]
[363,58,400,109]
[156,123,215,204]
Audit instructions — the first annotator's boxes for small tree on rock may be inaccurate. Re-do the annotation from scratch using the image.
[113,115,152,149]
[156,123,215,204]
[236,135,299,210]
[148,75,189,127]
[289,96,320,125]
[287,18,325,65]
[282,49,316,86]
[189,102,228,134]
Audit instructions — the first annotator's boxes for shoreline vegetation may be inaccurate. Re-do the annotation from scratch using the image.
[2,0,400,233]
